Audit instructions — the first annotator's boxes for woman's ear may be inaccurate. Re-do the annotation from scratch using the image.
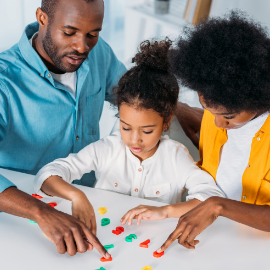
[163,114,173,131]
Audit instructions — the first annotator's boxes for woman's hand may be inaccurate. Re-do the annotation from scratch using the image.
[120,205,169,225]
[71,191,97,235]
[157,197,221,252]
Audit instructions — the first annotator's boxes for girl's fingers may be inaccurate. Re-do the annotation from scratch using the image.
[127,208,147,225]
[120,211,132,225]
[137,210,152,225]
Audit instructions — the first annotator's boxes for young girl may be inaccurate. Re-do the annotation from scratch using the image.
[34,39,224,232]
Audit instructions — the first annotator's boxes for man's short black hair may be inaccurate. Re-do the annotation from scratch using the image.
[169,10,270,113]
[41,0,95,21]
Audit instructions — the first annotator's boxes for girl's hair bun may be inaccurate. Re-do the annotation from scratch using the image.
[132,38,172,72]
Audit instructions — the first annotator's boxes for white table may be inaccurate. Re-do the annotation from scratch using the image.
[0,168,269,270]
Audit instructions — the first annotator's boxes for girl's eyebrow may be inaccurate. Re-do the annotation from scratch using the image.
[120,120,156,128]
[141,125,156,128]
[120,120,130,126]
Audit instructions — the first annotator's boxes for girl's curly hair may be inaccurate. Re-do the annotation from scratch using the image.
[112,38,179,127]
[169,11,270,113]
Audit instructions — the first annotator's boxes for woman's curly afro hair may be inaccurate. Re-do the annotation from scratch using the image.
[112,38,179,127]
[169,10,270,113]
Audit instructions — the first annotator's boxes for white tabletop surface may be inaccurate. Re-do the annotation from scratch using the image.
[0,168,269,270]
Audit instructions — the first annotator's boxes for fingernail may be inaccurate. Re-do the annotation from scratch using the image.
[105,252,111,258]
[120,219,123,222]
[156,248,162,253]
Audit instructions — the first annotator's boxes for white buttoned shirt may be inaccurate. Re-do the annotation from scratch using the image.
[34,131,224,204]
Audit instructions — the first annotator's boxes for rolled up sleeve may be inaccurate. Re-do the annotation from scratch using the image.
[0,174,16,193]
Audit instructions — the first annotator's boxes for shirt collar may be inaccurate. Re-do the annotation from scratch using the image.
[259,112,270,134]
[18,22,48,78]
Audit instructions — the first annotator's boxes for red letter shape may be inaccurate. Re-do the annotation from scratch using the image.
[32,194,43,199]
[47,202,57,208]
[140,239,150,248]
[100,256,113,262]
[153,251,164,258]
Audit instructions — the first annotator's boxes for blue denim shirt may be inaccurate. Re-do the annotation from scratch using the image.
[0,22,126,193]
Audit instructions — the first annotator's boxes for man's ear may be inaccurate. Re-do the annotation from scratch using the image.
[163,114,173,131]
[36,7,48,28]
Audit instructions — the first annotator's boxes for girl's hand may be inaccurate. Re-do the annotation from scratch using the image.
[71,191,97,235]
[120,205,169,225]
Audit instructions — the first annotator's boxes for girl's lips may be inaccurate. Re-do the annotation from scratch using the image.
[131,147,143,153]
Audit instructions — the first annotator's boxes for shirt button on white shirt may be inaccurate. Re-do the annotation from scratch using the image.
[135,188,138,192]
[156,191,160,195]
[115,183,118,187]
[138,168,142,172]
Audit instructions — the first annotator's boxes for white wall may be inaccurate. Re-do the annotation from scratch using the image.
[210,0,270,31]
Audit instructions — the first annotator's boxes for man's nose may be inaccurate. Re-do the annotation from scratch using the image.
[72,36,89,54]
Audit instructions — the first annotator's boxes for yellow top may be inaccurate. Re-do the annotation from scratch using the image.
[198,109,270,205]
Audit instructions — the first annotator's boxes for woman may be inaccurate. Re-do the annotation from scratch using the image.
[123,11,270,252]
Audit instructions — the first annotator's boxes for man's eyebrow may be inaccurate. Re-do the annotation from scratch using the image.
[62,25,79,30]
[62,25,102,32]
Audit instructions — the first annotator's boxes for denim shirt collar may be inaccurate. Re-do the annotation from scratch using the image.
[18,22,49,78]
[18,21,90,92]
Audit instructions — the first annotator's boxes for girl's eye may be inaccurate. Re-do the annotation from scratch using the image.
[122,127,130,131]
[64,32,74,36]
[143,131,153,134]
[224,115,235,120]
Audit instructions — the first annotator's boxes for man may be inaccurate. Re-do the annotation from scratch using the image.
[0,0,125,257]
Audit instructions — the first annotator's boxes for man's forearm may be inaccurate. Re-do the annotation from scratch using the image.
[0,186,46,221]
[211,196,270,231]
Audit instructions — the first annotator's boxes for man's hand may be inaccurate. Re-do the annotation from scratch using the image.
[0,187,110,257]
[156,197,220,252]
[175,102,204,149]
[36,204,106,256]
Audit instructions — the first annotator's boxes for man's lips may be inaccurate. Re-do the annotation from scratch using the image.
[131,147,144,153]
[65,55,86,65]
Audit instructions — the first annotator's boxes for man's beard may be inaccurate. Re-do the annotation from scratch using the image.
[42,25,84,73]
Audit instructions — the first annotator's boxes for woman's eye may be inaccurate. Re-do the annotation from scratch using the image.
[143,131,153,134]
[224,115,235,120]
[64,32,74,36]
